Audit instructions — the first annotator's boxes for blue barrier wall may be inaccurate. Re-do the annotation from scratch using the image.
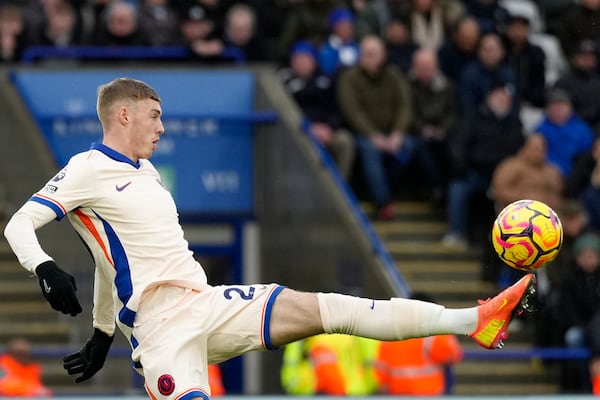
[10,70,264,215]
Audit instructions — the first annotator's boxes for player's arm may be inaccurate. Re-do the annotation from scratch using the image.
[4,201,82,316]
[5,155,96,316]
[61,238,115,383]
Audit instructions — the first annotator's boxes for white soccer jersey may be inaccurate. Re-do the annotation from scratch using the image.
[26,143,208,340]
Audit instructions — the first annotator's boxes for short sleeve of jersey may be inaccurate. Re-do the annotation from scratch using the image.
[29,152,95,220]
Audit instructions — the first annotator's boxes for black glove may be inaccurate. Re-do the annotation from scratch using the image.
[63,328,114,383]
[36,261,82,316]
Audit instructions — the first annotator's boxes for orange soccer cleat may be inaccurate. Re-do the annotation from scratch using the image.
[469,273,537,349]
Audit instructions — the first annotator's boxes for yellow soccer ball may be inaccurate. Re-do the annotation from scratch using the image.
[491,199,563,271]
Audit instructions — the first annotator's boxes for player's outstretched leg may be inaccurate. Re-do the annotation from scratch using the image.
[469,273,536,349]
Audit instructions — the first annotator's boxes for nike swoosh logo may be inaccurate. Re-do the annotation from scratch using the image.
[370,300,375,310]
[497,298,508,311]
[116,182,132,192]
[43,279,52,294]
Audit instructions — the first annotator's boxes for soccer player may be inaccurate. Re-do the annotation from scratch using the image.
[4,77,536,399]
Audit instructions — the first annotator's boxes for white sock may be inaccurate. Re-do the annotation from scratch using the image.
[317,293,478,340]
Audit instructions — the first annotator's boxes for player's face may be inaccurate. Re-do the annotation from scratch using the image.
[129,98,164,161]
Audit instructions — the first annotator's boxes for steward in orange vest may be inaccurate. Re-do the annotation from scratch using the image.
[375,335,463,395]
[208,364,225,396]
[0,338,52,397]
[374,292,463,395]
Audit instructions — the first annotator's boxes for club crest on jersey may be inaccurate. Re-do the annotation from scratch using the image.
[158,374,175,395]
[42,184,58,194]
[52,168,67,182]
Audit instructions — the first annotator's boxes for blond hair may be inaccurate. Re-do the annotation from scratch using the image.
[96,77,161,126]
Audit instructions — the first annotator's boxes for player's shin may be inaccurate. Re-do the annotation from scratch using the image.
[317,293,477,340]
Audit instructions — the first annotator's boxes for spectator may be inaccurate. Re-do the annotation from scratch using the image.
[394,0,465,51]
[443,82,524,250]
[348,0,382,39]
[281,334,378,395]
[537,0,574,36]
[0,338,52,397]
[462,0,510,34]
[581,159,600,232]
[535,199,591,348]
[28,0,85,47]
[208,363,225,396]
[489,134,563,284]
[171,0,223,32]
[191,3,271,63]
[375,292,463,395]
[93,1,149,46]
[437,15,480,83]
[491,134,563,216]
[280,41,355,179]
[319,8,359,76]
[338,35,441,219]
[558,0,600,59]
[554,40,600,136]
[547,200,591,294]
[138,0,182,46]
[0,4,26,62]
[566,137,600,199]
[459,32,518,115]
[408,47,458,194]
[555,232,600,393]
[384,16,418,74]
[534,89,594,178]
[276,0,344,63]
[222,4,268,62]
[503,12,546,108]
[178,4,218,60]
[22,0,88,48]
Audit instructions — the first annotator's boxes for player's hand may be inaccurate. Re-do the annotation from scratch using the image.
[63,328,114,383]
[35,261,82,316]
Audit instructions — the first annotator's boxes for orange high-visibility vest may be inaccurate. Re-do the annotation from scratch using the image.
[0,353,52,396]
[375,335,463,395]
[592,373,600,395]
[307,334,378,395]
[208,364,225,396]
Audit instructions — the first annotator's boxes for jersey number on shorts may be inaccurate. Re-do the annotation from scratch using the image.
[224,287,256,300]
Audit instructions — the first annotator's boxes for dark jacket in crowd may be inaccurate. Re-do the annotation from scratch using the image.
[337,64,413,136]
[462,0,509,33]
[505,40,546,107]
[566,151,597,198]
[558,3,600,57]
[437,39,477,83]
[558,260,600,330]
[448,102,524,179]
[459,60,518,114]
[409,73,458,136]
[281,68,343,128]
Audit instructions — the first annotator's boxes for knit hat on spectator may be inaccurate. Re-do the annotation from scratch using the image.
[574,39,597,55]
[181,5,207,22]
[328,8,354,29]
[574,233,600,256]
[487,78,514,96]
[546,88,571,105]
[290,41,318,59]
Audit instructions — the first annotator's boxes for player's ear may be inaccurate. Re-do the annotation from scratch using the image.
[118,106,129,126]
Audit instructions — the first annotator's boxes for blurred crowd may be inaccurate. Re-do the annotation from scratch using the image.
[3,0,600,395]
